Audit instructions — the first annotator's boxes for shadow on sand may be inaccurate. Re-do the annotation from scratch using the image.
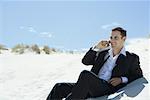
[88,77,148,100]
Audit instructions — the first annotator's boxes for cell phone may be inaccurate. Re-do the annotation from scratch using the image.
[101,40,110,47]
[106,41,110,47]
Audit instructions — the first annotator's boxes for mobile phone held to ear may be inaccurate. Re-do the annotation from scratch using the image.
[95,40,110,49]
[101,40,110,47]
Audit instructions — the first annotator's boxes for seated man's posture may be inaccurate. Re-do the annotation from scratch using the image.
[46,27,143,100]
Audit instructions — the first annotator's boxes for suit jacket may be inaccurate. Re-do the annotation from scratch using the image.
[82,47,143,91]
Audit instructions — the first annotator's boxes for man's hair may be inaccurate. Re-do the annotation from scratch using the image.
[112,27,127,37]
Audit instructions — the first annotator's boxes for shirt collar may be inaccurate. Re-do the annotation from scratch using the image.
[108,46,126,57]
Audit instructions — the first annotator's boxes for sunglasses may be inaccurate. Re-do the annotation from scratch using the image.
[110,36,120,40]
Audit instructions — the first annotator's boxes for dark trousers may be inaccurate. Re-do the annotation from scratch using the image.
[46,70,114,100]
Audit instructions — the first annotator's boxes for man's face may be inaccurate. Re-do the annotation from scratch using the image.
[110,30,126,49]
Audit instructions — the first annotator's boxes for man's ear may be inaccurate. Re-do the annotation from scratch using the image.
[123,36,126,41]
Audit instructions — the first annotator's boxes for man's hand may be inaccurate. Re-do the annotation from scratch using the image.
[95,40,110,49]
[108,77,122,86]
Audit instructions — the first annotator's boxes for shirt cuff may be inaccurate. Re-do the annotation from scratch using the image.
[121,77,128,83]
[92,46,110,52]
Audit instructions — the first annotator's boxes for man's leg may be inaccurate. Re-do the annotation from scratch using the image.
[66,70,114,100]
[46,83,75,100]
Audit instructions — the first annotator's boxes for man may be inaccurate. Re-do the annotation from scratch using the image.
[46,27,143,100]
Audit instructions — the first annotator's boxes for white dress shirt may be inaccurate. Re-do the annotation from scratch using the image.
[93,46,128,83]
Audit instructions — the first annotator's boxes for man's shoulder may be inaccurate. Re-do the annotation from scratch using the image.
[126,51,139,58]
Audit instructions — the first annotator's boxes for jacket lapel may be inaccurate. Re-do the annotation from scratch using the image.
[116,54,126,65]
[92,51,109,75]
[112,54,128,76]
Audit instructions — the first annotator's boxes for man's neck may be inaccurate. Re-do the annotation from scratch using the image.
[112,47,123,57]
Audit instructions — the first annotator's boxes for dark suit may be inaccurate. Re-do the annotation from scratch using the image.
[82,48,143,90]
[46,48,143,100]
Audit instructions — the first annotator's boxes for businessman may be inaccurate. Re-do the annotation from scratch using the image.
[46,27,143,100]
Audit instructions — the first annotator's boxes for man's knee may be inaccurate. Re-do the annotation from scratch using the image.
[54,83,73,92]
[54,83,65,90]
[52,83,64,93]
[79,70,93,79]
[80,70,91,75]
[46,83,63,100]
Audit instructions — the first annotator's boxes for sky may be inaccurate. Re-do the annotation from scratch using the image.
[0,0,149,50]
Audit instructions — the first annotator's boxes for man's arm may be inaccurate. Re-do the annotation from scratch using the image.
[82,41,110,65]
[128,54,143,83]
[82,48,97,65]
[108,54,143,86]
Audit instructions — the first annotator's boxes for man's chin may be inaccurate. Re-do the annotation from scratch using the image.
[111,45,115,48]
[111,46,118,50]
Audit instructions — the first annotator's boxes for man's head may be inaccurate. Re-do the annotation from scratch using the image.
[110,27,127,49]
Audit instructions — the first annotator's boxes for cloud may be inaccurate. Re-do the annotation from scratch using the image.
[19,26,37,33]
[28,27,37,33]
[39,32,53,38]
[19,26,25,29]
[101,22,121,30]
[19,26,53,38]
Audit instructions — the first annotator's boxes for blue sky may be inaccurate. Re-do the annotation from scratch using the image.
[0,0,149,50]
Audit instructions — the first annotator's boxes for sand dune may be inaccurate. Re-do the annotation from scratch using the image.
[0,38,149,100]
